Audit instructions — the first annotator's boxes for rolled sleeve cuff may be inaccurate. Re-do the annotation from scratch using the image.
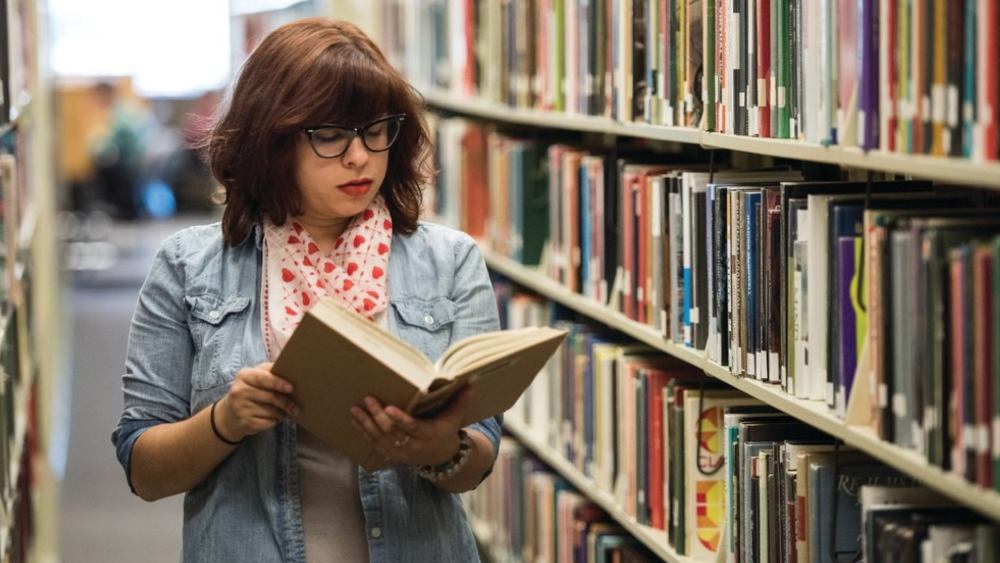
[112,418,160,495]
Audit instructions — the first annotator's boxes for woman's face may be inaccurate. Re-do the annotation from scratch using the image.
[292,122,390,229]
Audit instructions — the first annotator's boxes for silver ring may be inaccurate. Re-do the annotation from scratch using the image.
[393,434,410,447]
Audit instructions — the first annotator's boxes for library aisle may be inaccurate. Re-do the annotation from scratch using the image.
[58,214,213,562]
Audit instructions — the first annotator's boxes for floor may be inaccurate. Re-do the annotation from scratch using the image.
[58,213,216,562]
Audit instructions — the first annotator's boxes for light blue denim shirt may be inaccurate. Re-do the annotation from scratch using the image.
[112,221,502,562]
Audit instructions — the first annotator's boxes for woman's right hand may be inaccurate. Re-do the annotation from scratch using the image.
[215,362,300,441]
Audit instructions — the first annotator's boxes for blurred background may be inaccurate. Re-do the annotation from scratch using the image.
[40,1,377,561]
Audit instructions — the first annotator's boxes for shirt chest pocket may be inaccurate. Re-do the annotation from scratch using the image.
[391,297,458,362]
[186,294,252,390]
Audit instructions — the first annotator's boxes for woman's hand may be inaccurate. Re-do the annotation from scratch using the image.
[215,362,300,442]
[350,386,474,467]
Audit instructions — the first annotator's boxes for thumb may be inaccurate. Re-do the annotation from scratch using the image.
[436,385,474,423]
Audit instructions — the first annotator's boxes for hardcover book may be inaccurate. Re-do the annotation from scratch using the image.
[272,298,567,471]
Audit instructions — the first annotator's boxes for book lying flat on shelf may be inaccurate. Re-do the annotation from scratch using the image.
[272,297,568,472]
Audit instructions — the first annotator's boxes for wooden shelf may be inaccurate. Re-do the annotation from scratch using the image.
[482,247,1000,523]
[503,418,697,563]
[422,89,702,145]
[421,88,1000,189]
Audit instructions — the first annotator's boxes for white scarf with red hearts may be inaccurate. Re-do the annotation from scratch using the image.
[262,195,392,357]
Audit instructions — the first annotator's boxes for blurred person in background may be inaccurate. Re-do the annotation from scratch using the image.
[86,81,159,220]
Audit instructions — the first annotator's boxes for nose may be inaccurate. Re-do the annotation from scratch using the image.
[341,135,369,167]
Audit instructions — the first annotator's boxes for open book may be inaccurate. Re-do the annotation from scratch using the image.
[272,297,567,471]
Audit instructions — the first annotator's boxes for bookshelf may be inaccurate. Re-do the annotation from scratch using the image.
[1,0,59,561]
[375,0,1000,560]
[422,87,1000,189]
[484,248,1000,525]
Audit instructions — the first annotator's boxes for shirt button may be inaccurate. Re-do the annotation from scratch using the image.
[208,310,221,321]
[370,527,382,539]
[423,314,434,326]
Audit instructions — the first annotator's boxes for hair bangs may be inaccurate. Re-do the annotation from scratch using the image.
[309,49,400,126]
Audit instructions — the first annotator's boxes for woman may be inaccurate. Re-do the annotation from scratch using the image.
[112,18,501,562]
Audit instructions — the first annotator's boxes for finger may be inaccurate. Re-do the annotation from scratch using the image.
[383,406,420,437]
[363,396,402,437]
[236,385,300,418]
[350,406,387,444]
[432,385,474,423]
[239,367,294,394]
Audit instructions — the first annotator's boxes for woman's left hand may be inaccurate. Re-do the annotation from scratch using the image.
[350,386,473,467]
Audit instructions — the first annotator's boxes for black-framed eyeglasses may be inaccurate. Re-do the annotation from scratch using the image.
[300,113,406,159]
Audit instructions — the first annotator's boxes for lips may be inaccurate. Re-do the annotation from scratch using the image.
[338,178,373,196]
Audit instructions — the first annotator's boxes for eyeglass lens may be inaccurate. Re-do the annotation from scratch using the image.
[309,117,402,158]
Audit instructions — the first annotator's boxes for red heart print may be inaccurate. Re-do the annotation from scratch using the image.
[302,293,311,306]
[335,237,344,249]
[347,262,358,275]
[285,306,298,316]
[383,219,392,230]
[308,242,319,254]
[293,223,304,234]
[371,266,384,279]
[282,268,295,282]
[343,279,355,291]
[377,243,388,255]
[367,290,379,298]
[363,298,375,311]
[324,262,335,273]
[288,235,300,244]
[353,235,366,248]
[302,256,313,267]
[363,209,375,221]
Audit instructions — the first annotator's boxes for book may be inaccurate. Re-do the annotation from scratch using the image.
[272,298,568,471]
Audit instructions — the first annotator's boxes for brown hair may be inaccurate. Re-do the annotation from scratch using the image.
[200,18,430,245]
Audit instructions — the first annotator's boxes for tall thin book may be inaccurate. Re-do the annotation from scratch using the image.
[272,298,568,471]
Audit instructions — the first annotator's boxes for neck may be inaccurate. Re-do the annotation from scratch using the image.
[290,215,352,254]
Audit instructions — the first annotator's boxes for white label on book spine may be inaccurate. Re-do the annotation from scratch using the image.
[976,425,990,454]
[962,424,975,451]
[778,86,787,109]
[925,406,939,430]
[892,393,907,417]
[758,79,768,107]
[770,353,779,382]
[932,86,946,123]
[993,418,1000,457]
[690,307,700,323]
[912,422,925,454]
[947,86,960,127]
[879,383,888,407]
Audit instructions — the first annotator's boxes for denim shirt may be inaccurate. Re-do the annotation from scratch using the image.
[112,221,502,563]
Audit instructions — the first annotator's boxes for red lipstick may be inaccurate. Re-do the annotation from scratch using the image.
[338,178,373,197]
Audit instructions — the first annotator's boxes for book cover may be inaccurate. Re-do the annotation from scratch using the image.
[272,299,567,471]
[682,389,763,559]
[994,235,1000,493]
[835,236,859,419]
[807,457,919,563]
[973,244,994,488]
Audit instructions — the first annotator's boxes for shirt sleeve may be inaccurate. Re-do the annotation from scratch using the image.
[111,233,195,490]
[447,232,504,458]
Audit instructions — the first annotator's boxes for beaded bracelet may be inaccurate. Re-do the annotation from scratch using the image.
[417,429,472,482]
[210,400,244,446]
